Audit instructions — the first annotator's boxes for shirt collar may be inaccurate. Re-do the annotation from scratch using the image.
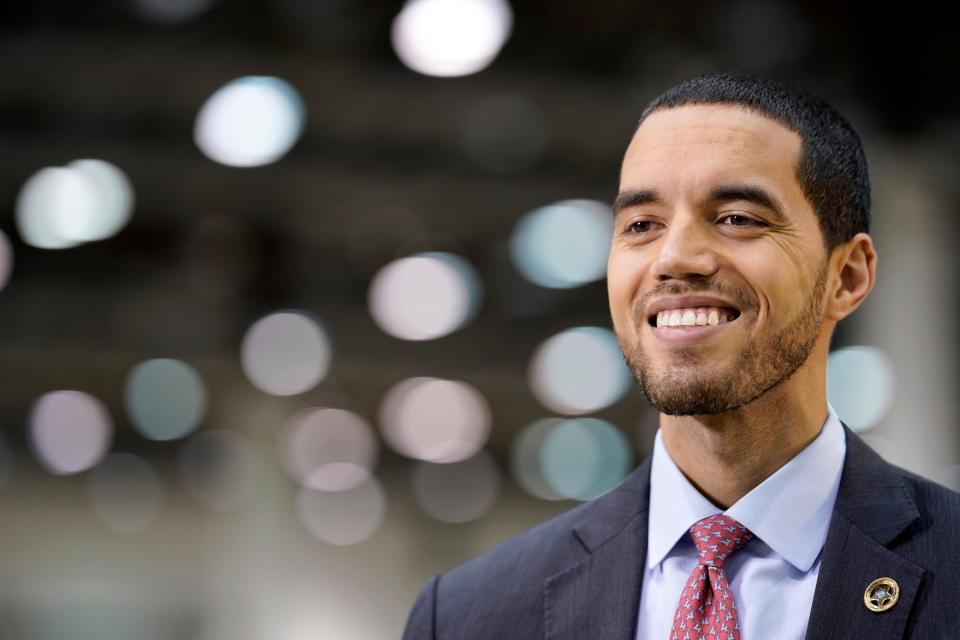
[646,402,847,573]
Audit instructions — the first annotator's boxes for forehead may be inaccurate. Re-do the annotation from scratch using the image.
[621,104,804,194]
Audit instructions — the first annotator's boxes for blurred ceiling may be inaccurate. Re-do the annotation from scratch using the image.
[0,0,956,456]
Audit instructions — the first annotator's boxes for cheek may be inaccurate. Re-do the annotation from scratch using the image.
[606,250,647,324]
[736,249,806,322]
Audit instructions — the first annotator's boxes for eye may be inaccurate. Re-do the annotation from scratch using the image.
[720,213,765,228]
[625,220,661,234]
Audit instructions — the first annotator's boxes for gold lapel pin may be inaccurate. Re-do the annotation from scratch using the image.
[864,577,900,612]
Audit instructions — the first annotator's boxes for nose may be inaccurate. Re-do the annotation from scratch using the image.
[651,212,720,281]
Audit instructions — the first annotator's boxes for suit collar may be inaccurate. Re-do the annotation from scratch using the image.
[569,453,653,553]
[646,403,847,573]
[544,419,926,640]
[565,417,923,551]
[804,422,925,640]
[830,422,920,544]
[543,454,652,640]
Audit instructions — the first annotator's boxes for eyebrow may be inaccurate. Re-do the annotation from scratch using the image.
[612,184,789,223]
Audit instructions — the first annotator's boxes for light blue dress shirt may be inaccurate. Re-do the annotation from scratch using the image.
[635,402,847,640]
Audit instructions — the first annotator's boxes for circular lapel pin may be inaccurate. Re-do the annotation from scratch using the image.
[864,577,900,612]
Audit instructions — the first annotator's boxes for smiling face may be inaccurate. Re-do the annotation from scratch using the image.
[608,103,833,416]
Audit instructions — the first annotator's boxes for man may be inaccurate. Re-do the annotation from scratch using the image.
[402,72,960,639]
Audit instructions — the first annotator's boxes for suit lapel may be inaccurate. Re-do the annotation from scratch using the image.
[543,420,928,640]
[544,455,652,640]
[805,423,925,640]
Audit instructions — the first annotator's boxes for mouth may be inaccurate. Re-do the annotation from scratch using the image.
[647,307,740,330]
[647,307,742,346]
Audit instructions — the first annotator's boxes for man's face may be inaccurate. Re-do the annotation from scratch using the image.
[608,104,831,416]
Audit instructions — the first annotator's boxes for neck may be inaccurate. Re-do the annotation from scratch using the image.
[659,369,829,509]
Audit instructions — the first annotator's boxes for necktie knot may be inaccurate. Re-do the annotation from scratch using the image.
[689,513,753,568]
[672,514,753,639]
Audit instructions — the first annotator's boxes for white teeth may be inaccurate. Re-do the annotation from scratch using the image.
[656,306,735,328]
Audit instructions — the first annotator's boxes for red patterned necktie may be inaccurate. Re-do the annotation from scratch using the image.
[669,513,754,640]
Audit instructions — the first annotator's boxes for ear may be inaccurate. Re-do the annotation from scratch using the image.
[825,232,877,322]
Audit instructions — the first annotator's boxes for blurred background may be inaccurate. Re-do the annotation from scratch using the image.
[1,1,958,638]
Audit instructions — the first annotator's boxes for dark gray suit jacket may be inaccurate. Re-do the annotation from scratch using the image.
[402,423,960,639]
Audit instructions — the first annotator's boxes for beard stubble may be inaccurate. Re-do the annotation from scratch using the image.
[616,262,829,416]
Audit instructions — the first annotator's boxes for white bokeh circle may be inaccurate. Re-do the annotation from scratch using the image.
[241,311,332,396]
[529,326,631,415]
[391,0,513,77]
[369,252,481,341]
[194,76,306,167]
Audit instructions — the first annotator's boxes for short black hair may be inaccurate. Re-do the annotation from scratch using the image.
[636,72,870,257]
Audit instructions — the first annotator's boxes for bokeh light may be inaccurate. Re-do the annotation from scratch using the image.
[241,311,332,396]
[412,450,499,523]
[129,0,218,24]
[125,358,207,440]
[510,199,613,289]
[15,161,134,250]
[279,407,378,491]
[391,0,513,78]
[296,471,386,545]
[540,418,631,501]
[87,453,163,534]
[461,94,548,173]
[0,228,12,292]
[827,346,896,431]
[529,326,632,415]
[369,252,482,341]
[29,390,113,475]
[379,377,491,463]
[194,76,306,167]
[510,417,565,501]
[64,159,135,241]
[178,430,261,512]
[15,167,94,250]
